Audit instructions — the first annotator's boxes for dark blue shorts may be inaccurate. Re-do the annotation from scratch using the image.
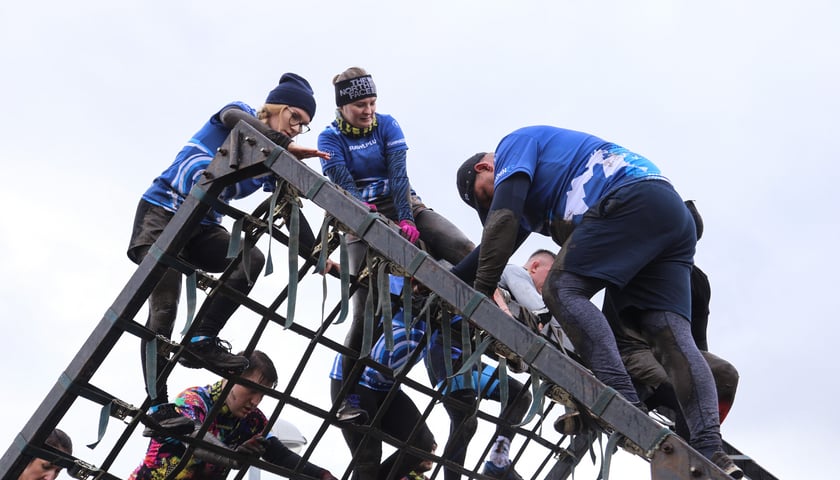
[555,179,696,319]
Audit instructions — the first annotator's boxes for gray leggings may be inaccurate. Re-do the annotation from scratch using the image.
[544,270,721,456]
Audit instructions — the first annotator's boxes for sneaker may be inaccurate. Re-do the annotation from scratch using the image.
[179,337,249,373]
[553,410,585,436]
[711,451,744,479]
[482,461,524,480]
[140,403,195,437]
[336,394,368,423]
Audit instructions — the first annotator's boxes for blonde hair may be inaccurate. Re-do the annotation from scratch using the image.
[257,103,291,122]
[332,66,370,85]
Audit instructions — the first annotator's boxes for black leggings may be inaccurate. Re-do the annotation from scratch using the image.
[130,202,265,402]
[330,379,436,480]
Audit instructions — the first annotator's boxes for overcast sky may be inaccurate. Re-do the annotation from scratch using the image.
[1,1,838,479]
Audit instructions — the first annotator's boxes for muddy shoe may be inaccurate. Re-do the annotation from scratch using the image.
[482,461,524,480]
[180,337,249,374]
[711,451,744,479]
[553,409,587,436]
[336,394,368,423]
[141,403,194,437]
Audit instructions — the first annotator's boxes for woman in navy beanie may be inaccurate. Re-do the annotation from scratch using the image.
[127,73,330,436]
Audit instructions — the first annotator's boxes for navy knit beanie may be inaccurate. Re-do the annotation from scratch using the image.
[265,73,317,120]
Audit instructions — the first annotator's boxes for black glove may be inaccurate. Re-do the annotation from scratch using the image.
[192,430,242,469]
[264,129,292,149]
[236,435,267,458]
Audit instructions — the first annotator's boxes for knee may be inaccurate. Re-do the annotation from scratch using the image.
[542,269,585,307]
[712,361,739,402]
[457,414,478,440]
[542,269,564,310]
[247,246,266,273]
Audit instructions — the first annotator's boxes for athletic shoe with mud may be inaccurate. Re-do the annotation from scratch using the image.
[141,403,195,437]
[336,393,368,423]
[482,461,524,480]
[553,409,586,436]
[711,451,744,479]
[179,337,249,374]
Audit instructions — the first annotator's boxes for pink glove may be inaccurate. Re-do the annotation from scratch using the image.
[363,202,377,212]
[398,219,420,243]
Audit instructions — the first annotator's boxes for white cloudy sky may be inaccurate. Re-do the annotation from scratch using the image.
[1,1,838,479]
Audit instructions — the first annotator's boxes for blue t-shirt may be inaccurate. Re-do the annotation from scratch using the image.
[317,113,409,202]
[493,126,667,235]
[141,101,273,225]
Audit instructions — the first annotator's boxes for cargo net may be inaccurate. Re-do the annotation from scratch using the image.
[4,180,653,480]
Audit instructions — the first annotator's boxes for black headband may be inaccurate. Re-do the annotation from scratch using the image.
[335,75,377,106]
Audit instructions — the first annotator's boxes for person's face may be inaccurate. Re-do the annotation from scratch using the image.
[339,97,376,129]
[528,257,552,294]
[18,458,63,480]
[417,442,437,472]
[267,106,311,139]
[225,372,270,418]
[473,153,496,210]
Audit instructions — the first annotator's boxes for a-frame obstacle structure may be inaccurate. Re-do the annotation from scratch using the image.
[0,122,777,480]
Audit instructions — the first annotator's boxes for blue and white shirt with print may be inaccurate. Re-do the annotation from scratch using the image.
[141,102,274,225]
[493,125,668,236]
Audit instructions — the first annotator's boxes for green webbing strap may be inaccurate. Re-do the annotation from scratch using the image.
[264,180,282,276]
[227,217,244,259]
[377,262,394,351]
[591,387,619,417]
[401,276,412,328]
[285,202,300,329]
[523,336,547,364]
[498,357,509,411]
[394,296,430,378]
[361,254,376,358]
[441,306,453,387]
[87,399,116,449]
[144,338,158,402]
[305,176,327,199]
[55,374,118,450]
[516,370,551,426]
[601,432,623,480]
[355,212,379,237]
[406,250,429,276]
[452,334,494,378]
[180,271,197,336]
[317,216,332,275]
[335,233,350,324]
[190,183,209,204]
[459,318,473,391]
[462,292,486,318]
[592,434,604,475]
[262,144,283,168]
[104,308,119,325]
[317,217,331,324]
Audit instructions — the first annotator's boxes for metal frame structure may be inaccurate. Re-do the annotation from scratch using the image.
[0,123,776,480]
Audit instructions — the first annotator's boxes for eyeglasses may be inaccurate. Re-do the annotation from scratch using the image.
[287,108,311,134]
